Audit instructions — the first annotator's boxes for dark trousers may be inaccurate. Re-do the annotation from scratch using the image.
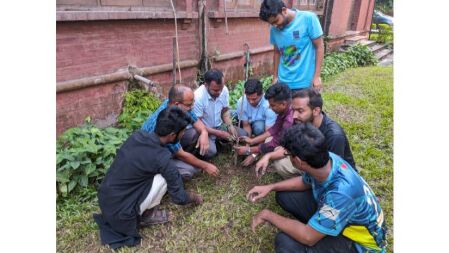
[274,191,358,253]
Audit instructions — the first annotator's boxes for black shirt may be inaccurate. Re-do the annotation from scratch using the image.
[94,130,190,248]
[319,112,356,169]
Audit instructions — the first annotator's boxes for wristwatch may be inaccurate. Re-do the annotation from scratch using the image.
[245,147,251,156]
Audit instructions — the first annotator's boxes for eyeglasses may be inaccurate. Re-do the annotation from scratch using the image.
[179,100,195,108]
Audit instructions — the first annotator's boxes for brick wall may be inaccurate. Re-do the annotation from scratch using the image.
[57,19,200,82]
[56,0,375,135]
[56,81,127,135]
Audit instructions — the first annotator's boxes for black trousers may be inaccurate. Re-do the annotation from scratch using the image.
[274,190,358,253]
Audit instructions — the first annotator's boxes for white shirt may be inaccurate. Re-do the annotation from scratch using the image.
[193,84,229,128]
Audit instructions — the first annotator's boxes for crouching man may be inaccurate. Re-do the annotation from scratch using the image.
[93,106,203,250]
[247,123,386,253]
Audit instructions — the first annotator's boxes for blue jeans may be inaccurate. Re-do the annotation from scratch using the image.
[251,120,265,136]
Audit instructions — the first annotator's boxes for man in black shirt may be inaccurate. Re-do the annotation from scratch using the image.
[255,88,356,178]
[93,107,203,249]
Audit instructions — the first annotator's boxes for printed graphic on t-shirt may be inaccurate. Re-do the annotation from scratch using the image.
[280,45,301,67]
[293,30,300,39]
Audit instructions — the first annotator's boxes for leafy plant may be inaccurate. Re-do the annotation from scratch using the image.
[345,44,378,66]
[321,44,377,80]
[117,89,162,133]
[56,124,129,198]
[376,24,393,44]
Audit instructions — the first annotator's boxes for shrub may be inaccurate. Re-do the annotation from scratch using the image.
[345,44,378,66]
[117,89,162,133]
[322,44,377,80]
[56,124,129,198]
[376,24,393,44]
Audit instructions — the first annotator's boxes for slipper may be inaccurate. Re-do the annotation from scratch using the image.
[139,207,171,227]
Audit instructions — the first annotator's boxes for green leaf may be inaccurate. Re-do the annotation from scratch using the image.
[70,161,81,169]
[85,164,96,176]
[59,183,68,195]
[79,175,88,187]
[56,171,70,183]
[68,180,77,193]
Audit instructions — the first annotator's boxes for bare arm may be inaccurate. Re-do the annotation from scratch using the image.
[242,121,252,137]
[250,131,271,145]
[192,119,209,156]
[198,117,230,139]
[271,176,311,192]
[175,148,219,177]
[253,210,326,246]
[266,146,286,160]
[312,36,324,91]
[222,108,238,138]
[254,147,286,177]
[246,176,311,203]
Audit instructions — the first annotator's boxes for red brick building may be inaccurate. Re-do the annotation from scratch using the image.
[56,0,375,135]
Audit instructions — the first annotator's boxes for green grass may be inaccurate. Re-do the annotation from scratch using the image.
[57,66,393,252]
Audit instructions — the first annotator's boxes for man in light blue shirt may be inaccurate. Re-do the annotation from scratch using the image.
[191,69,246,159]
[259,0,324,91]
[235,79,277,137]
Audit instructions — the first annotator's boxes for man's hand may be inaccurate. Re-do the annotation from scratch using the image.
[204,163,220,177]
[228,125,238,139]
[196,131,209,156]
[216,130,232,140]
[255,155,270,178]
[246,185,273,203]
[239,136,254,145]
[241,155,256,167]
[187,191,204,206]
[251,209,270,232]
[312,76,322,92]
[234,145,250,156]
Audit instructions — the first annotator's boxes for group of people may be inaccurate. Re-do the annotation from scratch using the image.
[93,1,386,252]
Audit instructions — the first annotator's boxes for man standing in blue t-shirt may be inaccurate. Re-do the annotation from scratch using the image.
[247,124,386,253]
[259,0,324,91]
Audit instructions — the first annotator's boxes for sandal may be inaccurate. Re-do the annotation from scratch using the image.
[139,207,171,227]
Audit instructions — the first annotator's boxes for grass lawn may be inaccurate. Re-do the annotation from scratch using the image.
[57,65,393,252]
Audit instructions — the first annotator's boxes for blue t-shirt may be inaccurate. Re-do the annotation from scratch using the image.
[270,10,323,90]
[303,152,386,252]
[141,99,198,154]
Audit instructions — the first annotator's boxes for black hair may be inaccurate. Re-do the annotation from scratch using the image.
[244,79,263,95]
[168,85,189,103]
[259,0,286,22]
[155,106,194,136]
[264,82,291,102]
[292,88,323,110]
[280,123,330,168]
[204,69,224,86]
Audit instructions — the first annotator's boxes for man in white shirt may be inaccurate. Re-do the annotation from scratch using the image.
[191,69,245,159]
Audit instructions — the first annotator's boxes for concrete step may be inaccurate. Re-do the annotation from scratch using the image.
[370,43,388,53]
[344,35,366,45]
[359,40,376,47]
[375,48,393,61]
